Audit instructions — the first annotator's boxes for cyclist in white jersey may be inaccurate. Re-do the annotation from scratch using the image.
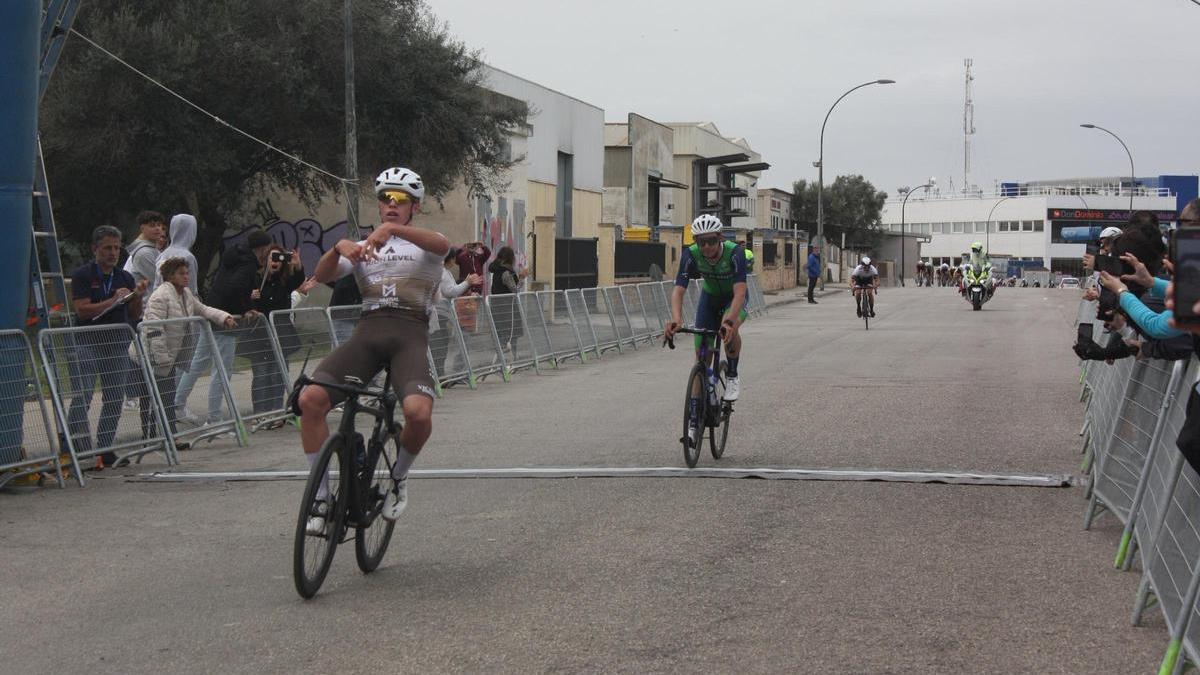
[851,256,880,318]
[296,167,449,533]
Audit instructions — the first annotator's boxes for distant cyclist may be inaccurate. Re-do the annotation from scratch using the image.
[665,215,748,408]
[851,256,880,318]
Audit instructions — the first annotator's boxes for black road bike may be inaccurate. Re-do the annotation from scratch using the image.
[665,327,733,468]
[855,286,876,330]
[291,372,400,599]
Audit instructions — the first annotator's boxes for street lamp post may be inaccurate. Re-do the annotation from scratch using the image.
[816,78,895,287]
[984,196,1013,255]
[1080,124,1135,213]
[899,180,934,286]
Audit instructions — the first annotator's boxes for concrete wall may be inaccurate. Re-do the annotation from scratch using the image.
[483,66,603,193]
[669,122,764,238]
[629,114,678,229]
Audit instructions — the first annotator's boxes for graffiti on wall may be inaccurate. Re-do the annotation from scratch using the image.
[221,199,371,275]
[475,196,528,270]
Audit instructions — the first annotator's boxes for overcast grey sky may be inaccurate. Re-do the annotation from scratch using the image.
[425,0,1199,198]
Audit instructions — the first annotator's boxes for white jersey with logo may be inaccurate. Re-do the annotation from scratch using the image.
[851,264,879,280]
[334,236,444,315]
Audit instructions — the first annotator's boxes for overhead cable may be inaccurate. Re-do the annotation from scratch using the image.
[68,28,356,187]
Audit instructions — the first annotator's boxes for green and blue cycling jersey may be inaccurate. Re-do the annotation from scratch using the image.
[675,240,749,345]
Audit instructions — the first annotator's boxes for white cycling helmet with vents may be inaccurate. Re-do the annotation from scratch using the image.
[375,167,425,201]
[861,256,871,265]
[691,214,724,237]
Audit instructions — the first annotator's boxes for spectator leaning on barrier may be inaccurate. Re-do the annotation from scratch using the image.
[432,248,482,378]
[247,244,304,422]
[456,240,490,295]
[174,229,270,426]
[140,257,236,446]
[69,225,145,468]
[154,214,200,295]
[488,246,529,355]
[806,246,821,304]
[1154,199,1200,473]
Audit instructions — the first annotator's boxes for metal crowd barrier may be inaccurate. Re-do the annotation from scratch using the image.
[1084,358,1177,531]
[1073,347,1200,673]
[429,298,473,388]
[0,330,67,488]
[489,292,537,375]
[39,324,177,476]
[139,317,245,449]
[269,307,336,418]
[451,295,507,384]
[604,286,637,351]
[171,313,281,442]
[15,277,775,488]
[517,292,558,371]
[580,287,623,355]
[536,290,586,366]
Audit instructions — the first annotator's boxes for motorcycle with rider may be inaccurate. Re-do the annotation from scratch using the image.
[959,242,995,311]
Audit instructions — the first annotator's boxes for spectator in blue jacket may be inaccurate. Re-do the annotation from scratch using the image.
[806,246,822,304]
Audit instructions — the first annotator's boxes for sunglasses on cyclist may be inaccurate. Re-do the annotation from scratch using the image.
[377,190,413,204]
[696,236,723,247]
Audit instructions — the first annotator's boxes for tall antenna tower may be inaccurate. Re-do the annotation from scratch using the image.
[962,58,975,194]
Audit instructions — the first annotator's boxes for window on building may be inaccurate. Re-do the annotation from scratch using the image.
[988,221,997,233]
[974,222,986,233]
[1033,220,1044,232]
[952,222,965,233]
[1022,220,1034,232]
[931,223,941,234]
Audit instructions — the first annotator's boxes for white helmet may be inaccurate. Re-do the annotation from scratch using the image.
[375,167,425,201]
[691,214,723,236]
[861,256,871,265]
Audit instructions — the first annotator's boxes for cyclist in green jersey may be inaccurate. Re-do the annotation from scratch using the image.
[664,214,749,403]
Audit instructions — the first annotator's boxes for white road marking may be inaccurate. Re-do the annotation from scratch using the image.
[135,466,1072,487]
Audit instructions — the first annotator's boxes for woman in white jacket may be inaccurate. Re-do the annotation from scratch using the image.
[432,248,482,381]
[141,257,236,440]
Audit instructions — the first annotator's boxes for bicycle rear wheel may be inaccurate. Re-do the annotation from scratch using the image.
[294,433,349,599]
[355,431,398,573]
[681,364,706,468]
[710,367,730,460]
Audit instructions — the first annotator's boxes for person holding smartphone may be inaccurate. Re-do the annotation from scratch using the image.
[247,244,304,422]
[1166,200,1200,333]
[455,240,491,295]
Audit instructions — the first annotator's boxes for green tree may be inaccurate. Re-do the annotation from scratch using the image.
[790,175,886,250]
[40,0,526,284]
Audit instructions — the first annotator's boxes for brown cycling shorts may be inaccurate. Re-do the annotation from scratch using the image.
[312,308,435,403]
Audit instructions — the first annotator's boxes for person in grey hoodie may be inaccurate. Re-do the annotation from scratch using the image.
[123,211,168,438]
[154,214,212,425]
[124,211,166,294]
[154,214,200,295]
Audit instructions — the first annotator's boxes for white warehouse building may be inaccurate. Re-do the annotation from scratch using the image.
[879,177,1193,279]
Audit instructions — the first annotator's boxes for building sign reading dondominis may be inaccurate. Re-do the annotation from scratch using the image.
[1047,208,1178,223]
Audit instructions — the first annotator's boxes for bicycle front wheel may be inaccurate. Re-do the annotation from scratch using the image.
[293,433,349,599]
[355,431,398,573]
[681,364,706,468]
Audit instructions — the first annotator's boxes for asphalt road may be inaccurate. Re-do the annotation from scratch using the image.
[0,286,1170,673]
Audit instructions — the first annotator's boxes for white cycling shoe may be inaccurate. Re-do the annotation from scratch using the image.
[382,477,408,521]
[724,376,741,401]
[306,499,329,536]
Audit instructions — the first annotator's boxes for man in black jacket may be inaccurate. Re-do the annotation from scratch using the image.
[174,230,272,425]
